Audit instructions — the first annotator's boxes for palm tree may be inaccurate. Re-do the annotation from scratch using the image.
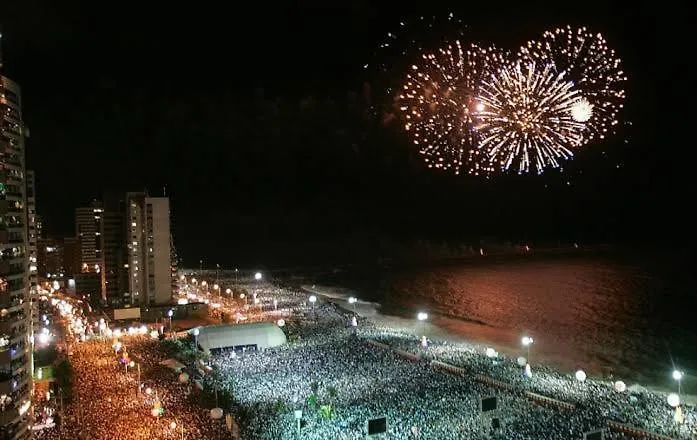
[325,385,337,419]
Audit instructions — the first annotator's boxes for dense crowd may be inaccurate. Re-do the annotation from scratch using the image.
[366,326,697,439]
[34,336,229,440]
[205,299,684,439]
[33,281,695,439]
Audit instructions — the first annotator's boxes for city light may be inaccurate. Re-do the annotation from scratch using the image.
[254,272,263,281]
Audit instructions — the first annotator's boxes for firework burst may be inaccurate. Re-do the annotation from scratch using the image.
[396,41,505,175]
[474,61,587,174]
[518,26,626,141]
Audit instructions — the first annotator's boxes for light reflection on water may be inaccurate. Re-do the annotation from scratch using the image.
[333,253,697,394]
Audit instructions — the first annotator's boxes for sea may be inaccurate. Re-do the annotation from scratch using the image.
[314,247,697,398]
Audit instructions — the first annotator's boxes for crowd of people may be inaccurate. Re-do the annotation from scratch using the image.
[34,334,229,440]
[203,292,693,439]
[33,280,695,439]
[366,326,697,439]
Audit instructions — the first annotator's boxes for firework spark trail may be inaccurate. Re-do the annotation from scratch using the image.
[474,61,587,174]
[397,41,505,175]
[518,26,626,142]
[382,21,627,176]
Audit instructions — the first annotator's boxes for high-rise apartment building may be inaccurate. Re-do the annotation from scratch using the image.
[102,202,126,307]
[25,171,37,294]
[0,73,32,439]
[75,200,103,274]
[125,193,172,306]
[62,237,81,277]
[36,238,63,278]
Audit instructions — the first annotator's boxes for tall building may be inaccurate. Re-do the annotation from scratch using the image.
[25,171,37,294]
[36,238,63,278]
[25,171,39,375]
[75,200,103,274]
[62,237,81,277]
[0,72,32,438]
[125,193,172,306]
[101,195,126,307]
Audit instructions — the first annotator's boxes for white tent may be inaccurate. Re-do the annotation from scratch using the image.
[193,322,286,354]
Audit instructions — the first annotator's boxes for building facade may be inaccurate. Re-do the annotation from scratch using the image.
[36,238,63,279]
[24,171,37,295]
[125,193,171,306]
[102,206,126,307]
[62,237,80,277]
[0,75,32,439]
[75,200,103,274]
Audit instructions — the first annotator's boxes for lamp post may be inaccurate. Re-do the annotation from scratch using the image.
[254,272,262,281]
[225,288,232,299]
[521,336,534,364]
[213,284,220,300]
[348,297,357,315]
[673,369,684,403]
[417,312,428,347]
[168,309,174,334]
[193,328,200,352]
[309,295,317,319]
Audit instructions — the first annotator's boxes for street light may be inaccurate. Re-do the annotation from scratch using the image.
[254,272,262,281]
[167,309,173,334]
[673,369,684,400]
[225,288,232,298]
[348,297,357,315]
[417,312,428,346]
[522,336,534,376]
[193,328,200,350]
[213,284,220,299]
[309,295,317,318]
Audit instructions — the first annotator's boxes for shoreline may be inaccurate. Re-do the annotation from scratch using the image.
[302,284,697,407]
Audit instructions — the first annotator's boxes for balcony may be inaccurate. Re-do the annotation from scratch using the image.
[0,261,23,277]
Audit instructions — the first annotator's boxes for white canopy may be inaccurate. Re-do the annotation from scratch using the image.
[192,322,286,354]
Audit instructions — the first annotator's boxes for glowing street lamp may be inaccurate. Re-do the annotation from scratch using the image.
[225,288,232,297]
[254,272,262,281]
[167,309,173,334]
[309,295,317,313]
[673,369,684,400]
[192,328,200,350]
[417,312,428,346]
[348,297,357,314]
[521,336,534,376]
[521,336,533,360]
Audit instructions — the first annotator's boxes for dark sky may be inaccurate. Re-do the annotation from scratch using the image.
[2,1,693,267]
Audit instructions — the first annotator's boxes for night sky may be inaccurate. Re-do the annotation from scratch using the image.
[2,1,693,267]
